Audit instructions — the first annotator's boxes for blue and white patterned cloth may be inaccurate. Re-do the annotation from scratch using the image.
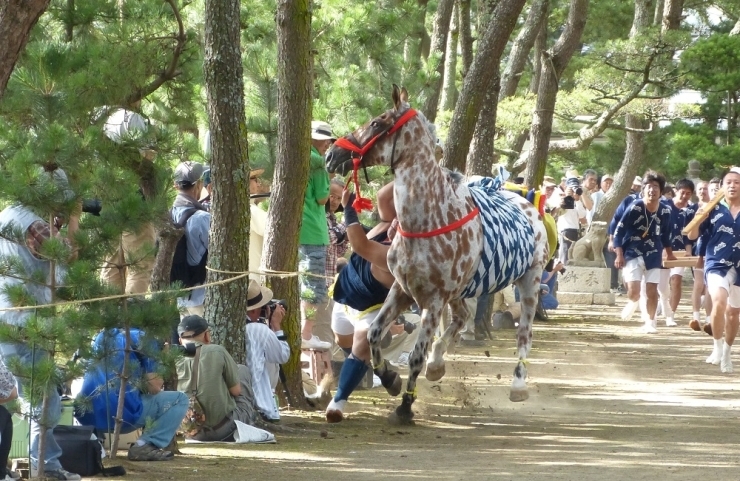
[460,176,535,298]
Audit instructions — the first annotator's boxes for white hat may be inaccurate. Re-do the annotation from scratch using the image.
[174,161,205,186]
[542,176,557,187]
[729,166,740,176]
[602,173,614,181]
[103,109,148,143]
[311,121,335,141]
[633,176,642,185]
[247,280,273,310]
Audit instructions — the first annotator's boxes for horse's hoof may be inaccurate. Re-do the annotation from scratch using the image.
[388,410,415,426]
[509,389,529,402]
[381,370,403,397]
[425,363,446,382]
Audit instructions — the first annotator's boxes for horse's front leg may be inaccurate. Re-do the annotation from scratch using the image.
[510,268,541,402]
[368,283,413,397]
[390,299,445,425]
[426,297,471,381]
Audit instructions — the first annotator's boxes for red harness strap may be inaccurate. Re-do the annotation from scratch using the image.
[396,207,480,239]
[332,109,419,213]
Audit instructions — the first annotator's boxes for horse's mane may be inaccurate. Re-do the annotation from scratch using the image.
[441,167,464,187]
[411,108,439,147]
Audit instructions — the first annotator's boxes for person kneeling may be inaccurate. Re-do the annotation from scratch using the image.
[75,328,189,461]
[176,315,255,441]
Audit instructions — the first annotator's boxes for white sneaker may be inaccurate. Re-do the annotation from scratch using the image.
[388,352,411,369]
[621,301,638,321]
[721,353,733,373]
[665,317,677,327]
[325,399,347,423]
[301,335,331,350]
[706,349,721,365]
[641,322,658,334]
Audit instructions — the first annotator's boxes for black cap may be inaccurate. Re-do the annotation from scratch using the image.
[178,315,210,338]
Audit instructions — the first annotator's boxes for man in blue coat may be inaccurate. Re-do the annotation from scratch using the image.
[76,328,188,461]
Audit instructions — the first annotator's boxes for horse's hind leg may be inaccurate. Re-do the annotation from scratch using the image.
[510,267,542,402]
[391,301,444,425]
[368,283,414,397]
[426,298,470,381]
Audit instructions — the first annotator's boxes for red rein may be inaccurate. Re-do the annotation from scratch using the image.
[333,109,419,213]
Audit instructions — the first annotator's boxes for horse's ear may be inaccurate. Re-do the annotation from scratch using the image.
[392,84,401,110]
[400,86,409,103]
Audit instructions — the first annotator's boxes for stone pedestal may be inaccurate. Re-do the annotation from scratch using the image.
[557,266,614,306]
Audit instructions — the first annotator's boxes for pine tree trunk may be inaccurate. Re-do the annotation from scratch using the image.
[109,322,131,459]
[203,0,251,364]
[150,214,182,292]
[265,0,313,409]
[653,0,664,25]
[442,0,527,173]
[499,0,548,100]
[592,114,647,223]
[523,0,589,188]
[661,0,683,31]
[0,0,51,98]
[403,0,430,77]
[593,0,666,223]
[466,75,500,176]
[422,0,455,122]
[458,0,473,80]
[440,4,459,112]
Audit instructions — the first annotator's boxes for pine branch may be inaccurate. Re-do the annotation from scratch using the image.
[124,0,187,105]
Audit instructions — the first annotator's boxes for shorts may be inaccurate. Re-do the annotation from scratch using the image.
[706,268,740,309]
[298,245,328,304]
[669,266,686,277]
[623,257,660,284]
[331,302,380,336]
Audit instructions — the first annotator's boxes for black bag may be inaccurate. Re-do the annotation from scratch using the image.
[170,207,208,288]
[53,425,125,477]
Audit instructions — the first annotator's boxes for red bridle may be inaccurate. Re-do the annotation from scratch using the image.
[333,109,418,213]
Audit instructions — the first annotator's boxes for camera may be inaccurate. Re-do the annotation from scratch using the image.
[560,177,582,210]
[82,198,103,216]
[260,299,287,319]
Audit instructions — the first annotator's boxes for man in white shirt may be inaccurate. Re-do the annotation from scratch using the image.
[245,280,289,422]
[555,178,587,265]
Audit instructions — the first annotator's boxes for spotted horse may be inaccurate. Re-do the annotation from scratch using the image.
[325,85,550,424]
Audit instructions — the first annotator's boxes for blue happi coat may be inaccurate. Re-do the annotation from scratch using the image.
[460,177,535,298]
[697,203,740,277]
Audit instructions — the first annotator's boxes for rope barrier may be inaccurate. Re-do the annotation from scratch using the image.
[0,264,335,313]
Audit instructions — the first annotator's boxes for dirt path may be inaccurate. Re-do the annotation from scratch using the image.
[94,298,740,481]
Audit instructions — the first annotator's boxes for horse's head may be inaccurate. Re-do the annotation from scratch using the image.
[326,84,429,175]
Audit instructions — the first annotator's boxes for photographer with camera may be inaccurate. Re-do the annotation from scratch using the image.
[555,171,588,265]
[245,280,289,423]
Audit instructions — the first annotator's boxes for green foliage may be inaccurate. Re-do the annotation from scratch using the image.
[681,33,740,93]
[0,0,200,433]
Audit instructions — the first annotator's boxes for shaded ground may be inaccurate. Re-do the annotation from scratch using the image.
[92,297,740,481]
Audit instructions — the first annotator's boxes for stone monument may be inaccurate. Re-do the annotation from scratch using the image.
[557,221,615,306]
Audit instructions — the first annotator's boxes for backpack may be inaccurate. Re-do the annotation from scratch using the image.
[170,207,208,287]
[53,425,126,477]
